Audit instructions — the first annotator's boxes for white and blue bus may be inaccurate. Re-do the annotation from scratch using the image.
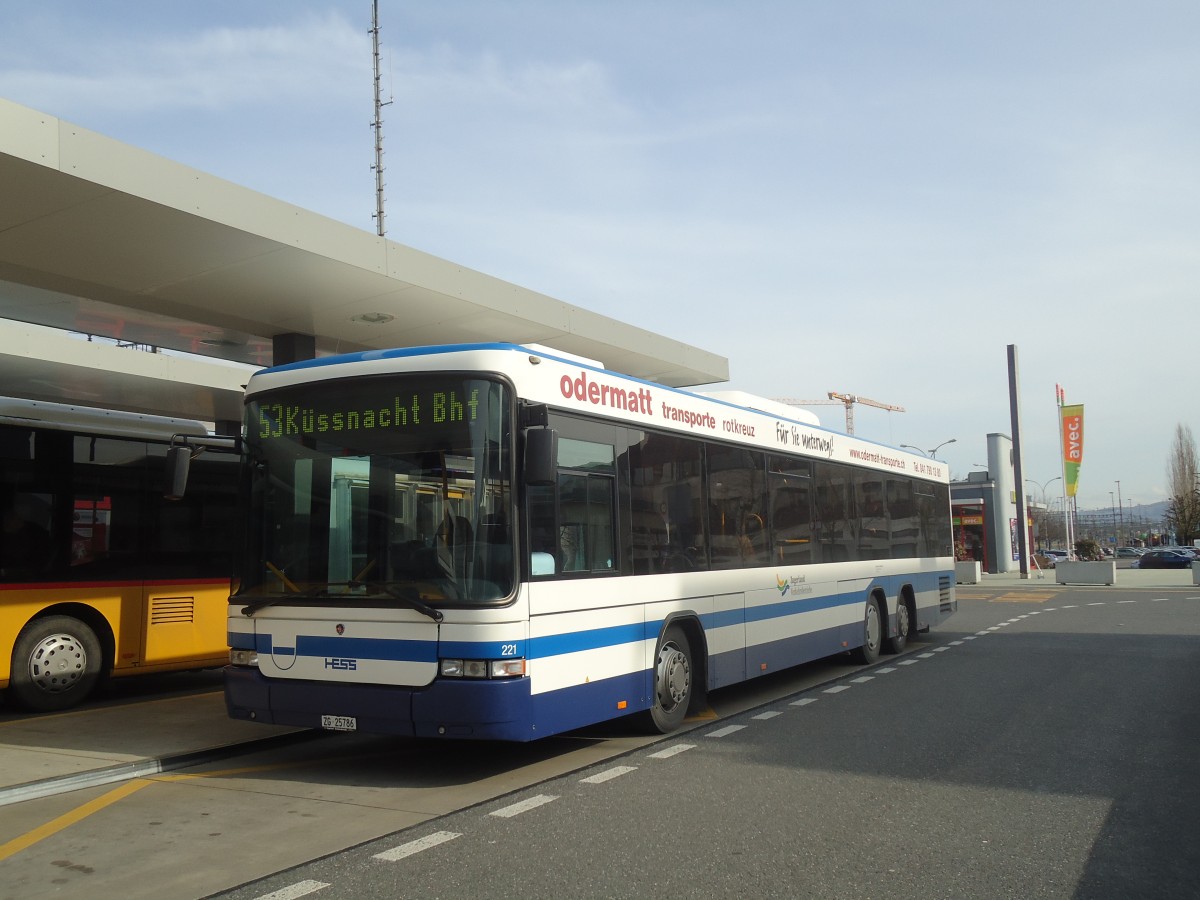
[220,343,955,740]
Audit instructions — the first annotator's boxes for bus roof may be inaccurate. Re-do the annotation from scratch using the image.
[246,343,947,485]
[0,396,210,441]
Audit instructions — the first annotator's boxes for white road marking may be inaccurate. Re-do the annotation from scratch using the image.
[875,666,897,673]
[789,698,818,707]
[898,659,921,666]
[252,881,330,900]
[373,831,462,862]
[490,795,559,818]
[648,743,695,759]
[707,724,747,738]
[581,766,637,784]
[851,676,875,683]
[824,685,851,694]
[752,710,783,720]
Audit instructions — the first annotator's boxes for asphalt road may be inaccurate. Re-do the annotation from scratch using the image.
[210,588,1200,900]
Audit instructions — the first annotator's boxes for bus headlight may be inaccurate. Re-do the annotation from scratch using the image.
[230,648,259,667]
[490,659,526,677]
[439,657,526,678]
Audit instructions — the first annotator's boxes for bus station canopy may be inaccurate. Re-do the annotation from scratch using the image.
[0,98,728,422]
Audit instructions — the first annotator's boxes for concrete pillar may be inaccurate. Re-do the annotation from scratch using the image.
[272,333,316,365]
[987,433,1017,573]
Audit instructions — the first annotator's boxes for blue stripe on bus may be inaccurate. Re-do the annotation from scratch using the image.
[745,590,861,623]
[265,341,522,374]
[239,575,947,666]
[527,621,648,658]
[240,598,856,665]
[294,634,439,663]
[438,640,526,659]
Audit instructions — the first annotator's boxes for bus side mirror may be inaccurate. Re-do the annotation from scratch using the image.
[164,445,192,500]
[524,428,557,486]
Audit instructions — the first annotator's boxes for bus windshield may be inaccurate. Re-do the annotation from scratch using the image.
[238,374,513,608]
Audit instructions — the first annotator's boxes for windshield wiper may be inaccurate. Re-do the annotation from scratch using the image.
[240,585,336,617]
[370,583,445,623]
[240,581,444,623]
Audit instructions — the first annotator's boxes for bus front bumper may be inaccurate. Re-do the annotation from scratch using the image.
[224,666,536,741]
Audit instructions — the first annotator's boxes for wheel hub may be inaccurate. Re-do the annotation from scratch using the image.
[656,644,690,710]
[865,603,881,651]
[28,633,88,693]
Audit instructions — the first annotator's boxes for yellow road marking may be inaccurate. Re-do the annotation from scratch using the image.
[991,592,1056,602]
[0,749,383,861]
[0,778,153,861]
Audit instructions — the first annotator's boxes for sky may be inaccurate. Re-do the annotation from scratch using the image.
[1,1,1197,514]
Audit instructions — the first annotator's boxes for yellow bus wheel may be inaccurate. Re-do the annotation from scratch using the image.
[10,615,103,712]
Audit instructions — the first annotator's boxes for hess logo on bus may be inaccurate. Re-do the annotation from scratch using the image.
[325,658,358,670]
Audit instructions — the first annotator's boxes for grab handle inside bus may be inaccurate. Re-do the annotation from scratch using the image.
[524,427,558,486]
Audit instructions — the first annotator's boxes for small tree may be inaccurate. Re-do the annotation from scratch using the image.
[1075,537,1102,560]
[1165,424,1200,544]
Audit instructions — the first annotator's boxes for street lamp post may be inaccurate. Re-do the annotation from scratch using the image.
[1026,476,1062,551]
[1116,480,1124,547]
[900,438,957,460]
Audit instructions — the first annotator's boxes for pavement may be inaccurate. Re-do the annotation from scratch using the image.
[1,564,1196,808]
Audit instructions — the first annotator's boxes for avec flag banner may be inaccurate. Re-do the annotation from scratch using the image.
[1061,403,1084,497]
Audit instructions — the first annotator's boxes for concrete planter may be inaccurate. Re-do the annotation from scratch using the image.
[1193,561,1200,586]
[1056,560,1115,585]
[955,560,982,584]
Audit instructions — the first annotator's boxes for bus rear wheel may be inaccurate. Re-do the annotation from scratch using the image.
[9,616,103,712]
[647,626,693,733]
[886,599,911,654]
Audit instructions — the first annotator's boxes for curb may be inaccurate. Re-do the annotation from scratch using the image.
[0,729,323,808]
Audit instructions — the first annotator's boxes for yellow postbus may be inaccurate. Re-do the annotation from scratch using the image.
[1,398,237,711]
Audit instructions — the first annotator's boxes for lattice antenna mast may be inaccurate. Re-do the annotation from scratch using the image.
[370,0,392,236]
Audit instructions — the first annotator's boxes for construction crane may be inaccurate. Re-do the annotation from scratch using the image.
[774,392,905,435]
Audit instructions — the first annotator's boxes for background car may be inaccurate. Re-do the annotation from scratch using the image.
[1133,550,1194,569]
[1115,547,1143,558]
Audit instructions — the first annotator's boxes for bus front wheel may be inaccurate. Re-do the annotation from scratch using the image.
[9,616,103,712]
[850,597,882,665]
[647,626,693,733]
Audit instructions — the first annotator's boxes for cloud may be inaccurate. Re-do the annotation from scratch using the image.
[0,10,364,117]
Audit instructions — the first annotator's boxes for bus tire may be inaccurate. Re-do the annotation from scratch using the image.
[886,599,911,654]
[647,625,693,733]
[9,616,103,712]
[850,597,882,665]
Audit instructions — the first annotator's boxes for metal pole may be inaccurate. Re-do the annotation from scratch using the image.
[1108,480,1118,549]
[1008,345,1030,577]
[1056,385,1072,556]
[370,0,389,236]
